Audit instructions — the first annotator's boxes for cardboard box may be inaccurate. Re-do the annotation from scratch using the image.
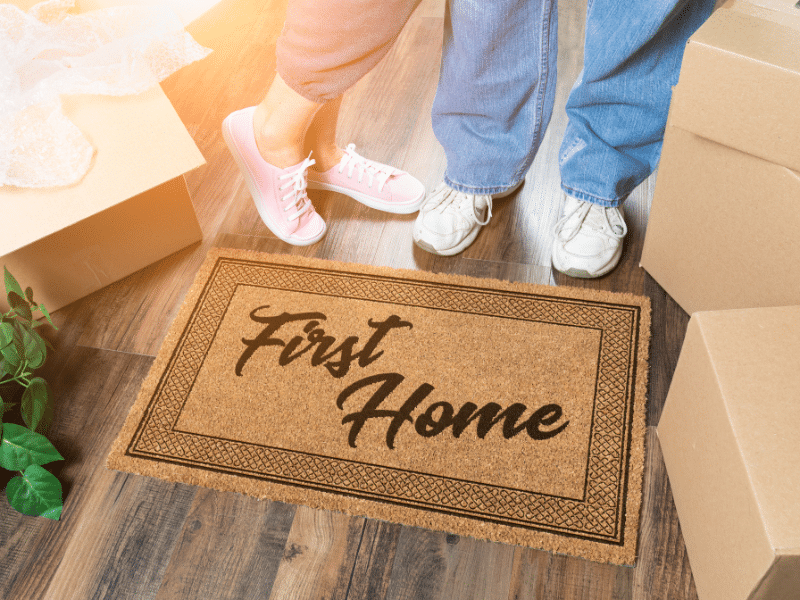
[1,87,204,313]
[640,1,800,314]
[657,306,800,600]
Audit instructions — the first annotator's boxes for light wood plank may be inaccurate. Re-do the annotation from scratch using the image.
[509,548,633,600]
[266,506,365,600]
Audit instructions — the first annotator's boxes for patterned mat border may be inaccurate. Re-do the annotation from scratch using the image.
[126,256,644,546]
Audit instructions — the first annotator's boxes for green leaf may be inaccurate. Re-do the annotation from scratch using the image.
[25,287,34,305]
[8,292,32,323]
[0,322,12,348]
[4,267,25,302]
[20,327,46,370]
[0,423,63,471]
[0,357,16,379]
[37,304,56,330]
[40,504,63,520]
[22,378,50,432]
[1,337,22,373]
[6,464,63,519]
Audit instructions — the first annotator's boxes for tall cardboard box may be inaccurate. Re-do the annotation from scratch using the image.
[657,306,800,600]
[640,0,800,314]
[1,87,205,313]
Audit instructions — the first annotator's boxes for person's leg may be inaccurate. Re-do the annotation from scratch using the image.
[252,73,324,169]
[223,0,425,246]
[415,0,558,255]
[256,0,422,170]
[304,96,344,172]
[433,0,558,195]
[552,0,716,278]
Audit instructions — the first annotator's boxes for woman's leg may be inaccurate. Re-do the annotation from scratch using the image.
[223,0,426,247]
[252,73,324,169]
[303,95,344,172]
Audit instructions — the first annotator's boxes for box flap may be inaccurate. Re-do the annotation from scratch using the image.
[640,122,800,314]
[670,8,800,172]
[0,86,205,257]
[696,307,800,551]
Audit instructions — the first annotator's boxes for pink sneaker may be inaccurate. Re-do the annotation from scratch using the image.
[307,144,425,214]
[222,107,326,246]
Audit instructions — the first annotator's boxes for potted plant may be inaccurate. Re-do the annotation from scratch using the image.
[0,267,63,519]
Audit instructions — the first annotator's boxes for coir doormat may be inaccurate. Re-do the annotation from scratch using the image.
[108,248,650,564]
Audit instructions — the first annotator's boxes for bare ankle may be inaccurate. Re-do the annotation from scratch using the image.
[252,106,305,169]
[310,146,344,172]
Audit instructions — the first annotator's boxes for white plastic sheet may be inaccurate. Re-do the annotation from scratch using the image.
[0,0,211,188]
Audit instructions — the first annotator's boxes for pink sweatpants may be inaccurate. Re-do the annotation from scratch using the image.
[276,0,422,103]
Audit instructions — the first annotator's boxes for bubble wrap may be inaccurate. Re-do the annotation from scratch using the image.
[0,0,212,188]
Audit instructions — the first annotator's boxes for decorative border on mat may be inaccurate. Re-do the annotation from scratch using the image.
[126,257,643,546]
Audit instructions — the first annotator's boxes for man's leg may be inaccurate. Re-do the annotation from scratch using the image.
[414,0,558,256]
[553,0,716,278]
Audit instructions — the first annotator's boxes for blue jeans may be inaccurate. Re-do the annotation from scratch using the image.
[432,0,716,206]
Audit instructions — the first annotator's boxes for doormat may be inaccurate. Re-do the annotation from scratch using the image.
[108,248,650,565]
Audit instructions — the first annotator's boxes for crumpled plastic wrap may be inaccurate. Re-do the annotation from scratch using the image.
[0,0,212,188]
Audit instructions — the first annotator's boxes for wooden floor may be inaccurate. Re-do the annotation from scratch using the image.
[0,0,698,598]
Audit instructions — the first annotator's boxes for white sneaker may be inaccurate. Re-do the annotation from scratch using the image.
[413,182,520,256]
[551,195,627,278]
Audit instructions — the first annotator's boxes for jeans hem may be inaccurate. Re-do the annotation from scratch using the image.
[444,174,521,196]
[561,184,625,207]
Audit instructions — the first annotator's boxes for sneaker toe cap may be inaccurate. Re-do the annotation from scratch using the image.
[553,236,622,277]
[413,211,469,250]
[387,173,425,207]
[288,212,326,245]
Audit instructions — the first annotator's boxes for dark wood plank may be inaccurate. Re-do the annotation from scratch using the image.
[631,428,697,600]
[385,529,515,600]
[41,476,195,600]
[154,493,296,600]
[0,346,195,600]
[643,274,690,426]
[345,520,403,600]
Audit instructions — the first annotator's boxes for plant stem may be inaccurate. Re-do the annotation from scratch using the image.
[0,374,31,387]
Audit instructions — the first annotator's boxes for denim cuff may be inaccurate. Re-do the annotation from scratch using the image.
[444,174,521,197]
[561,183,626,208]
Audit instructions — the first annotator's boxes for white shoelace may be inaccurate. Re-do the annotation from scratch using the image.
[278,154,315,222]
[336,144,396,191]
[554,199,626,242]
[427,186,492,226]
